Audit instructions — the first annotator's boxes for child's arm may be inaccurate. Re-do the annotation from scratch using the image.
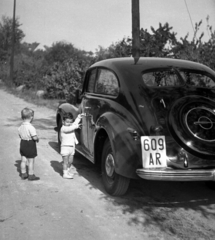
[73,114,84,124]
[62,114,83,133]
[32,135,39,142]
[61,123,80,133]
[29,125,39,142]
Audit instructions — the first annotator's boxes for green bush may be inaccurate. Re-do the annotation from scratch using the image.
[43,59,84,101]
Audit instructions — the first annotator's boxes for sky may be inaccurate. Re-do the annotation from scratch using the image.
[0,0,215,52]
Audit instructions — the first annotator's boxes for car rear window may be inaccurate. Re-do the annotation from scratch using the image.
[142,69,215,88]
[178,70,215,88]
[142,70,182,87]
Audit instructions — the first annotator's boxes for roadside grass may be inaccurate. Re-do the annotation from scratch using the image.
[0,82,60,110]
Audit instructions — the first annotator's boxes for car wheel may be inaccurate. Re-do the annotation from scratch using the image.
[101,139,130,196]
[168,96,215,160]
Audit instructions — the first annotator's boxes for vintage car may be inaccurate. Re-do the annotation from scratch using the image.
[56,57,215,196]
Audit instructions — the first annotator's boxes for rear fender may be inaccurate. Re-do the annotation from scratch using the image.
[97,112,141,179]
[56,103,80,125]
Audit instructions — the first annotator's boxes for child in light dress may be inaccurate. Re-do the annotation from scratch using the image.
[60,112,83,179]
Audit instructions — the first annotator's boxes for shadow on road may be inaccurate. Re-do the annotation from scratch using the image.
[48,141,59,153]
[14,159,29,178]
[50,160,63,177]
[48,141,215,206]
[48,141,105,193]
[73,152,104,192]
[14,160,22,177]
[48,141,215,239]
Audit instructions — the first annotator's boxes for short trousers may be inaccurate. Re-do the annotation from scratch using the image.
[20,139,37,158]
[60,146,75,157]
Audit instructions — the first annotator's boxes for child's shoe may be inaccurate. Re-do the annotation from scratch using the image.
[63,170,73,179]
[21,173,28,180]
[68,166,76,173]
[68,172,74,178]
[28,174,40,181]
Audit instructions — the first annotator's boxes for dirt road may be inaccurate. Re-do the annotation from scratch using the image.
[0,87,215,240]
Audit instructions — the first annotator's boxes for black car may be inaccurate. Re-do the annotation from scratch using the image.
[56,57,215,195]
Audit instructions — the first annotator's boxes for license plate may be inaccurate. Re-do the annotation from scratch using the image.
[141,136,167,168]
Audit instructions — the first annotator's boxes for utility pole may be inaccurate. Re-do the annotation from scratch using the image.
[132,0,140,64]
[10,0,16,82]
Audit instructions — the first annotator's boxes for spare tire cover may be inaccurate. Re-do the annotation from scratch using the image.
[168,96,215,160]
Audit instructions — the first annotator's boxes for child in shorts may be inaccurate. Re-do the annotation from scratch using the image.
[60,112,82,179]
[18,107,40,181]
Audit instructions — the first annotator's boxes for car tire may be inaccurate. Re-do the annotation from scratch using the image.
[101,139,130,196]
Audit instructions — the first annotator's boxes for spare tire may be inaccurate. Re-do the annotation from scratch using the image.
[168,96,215,160]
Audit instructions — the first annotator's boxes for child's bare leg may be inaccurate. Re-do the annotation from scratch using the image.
[68,155,75,175]
[68,155,74,168]
[28,158,35,175]
[62,155,73,178]
[21,156,28,174]
[28,158,40,180]
[62,155,69,171]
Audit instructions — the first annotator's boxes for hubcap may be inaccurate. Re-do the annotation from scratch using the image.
[185,107,215,142]
[105,153,115,177]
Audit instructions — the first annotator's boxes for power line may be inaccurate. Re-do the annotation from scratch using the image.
[184,0,195,33]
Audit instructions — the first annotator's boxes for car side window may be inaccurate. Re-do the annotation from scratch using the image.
[179,71,215,88]
[87,69,97,93]
[95,69,119,96]
[142,70,181,87]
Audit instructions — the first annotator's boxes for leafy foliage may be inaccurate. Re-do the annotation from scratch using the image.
[0,15,215,103]
[0,16,25,62]
[41,41,94,99]
[96,19,215,72]
[43,58,84,101]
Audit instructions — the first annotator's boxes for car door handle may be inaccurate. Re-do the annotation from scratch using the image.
[85,107,91,110]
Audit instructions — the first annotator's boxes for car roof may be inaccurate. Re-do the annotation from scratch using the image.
[90,57,214,74]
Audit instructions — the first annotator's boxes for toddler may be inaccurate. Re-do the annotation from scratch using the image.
[18,107,40,181]
[60,112,82,179]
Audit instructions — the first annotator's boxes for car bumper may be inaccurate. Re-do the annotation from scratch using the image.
[136,168,215,181]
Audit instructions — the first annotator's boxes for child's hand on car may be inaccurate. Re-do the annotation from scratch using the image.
[79,113,85,118]
[75,113,85,125]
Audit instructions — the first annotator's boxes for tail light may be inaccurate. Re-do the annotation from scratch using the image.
[127,127,140,141]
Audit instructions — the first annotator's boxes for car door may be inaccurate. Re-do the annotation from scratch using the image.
[87,68,120,156]
[79,97,89,152]
[79,68,97,160]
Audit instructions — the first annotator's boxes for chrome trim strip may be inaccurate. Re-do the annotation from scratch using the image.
[136,168,215,181]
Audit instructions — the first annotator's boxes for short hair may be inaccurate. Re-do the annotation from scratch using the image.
[21,108,34,120]
[62,112,74,121]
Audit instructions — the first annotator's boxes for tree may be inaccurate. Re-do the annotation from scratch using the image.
[93,19,215,71]
[94,23,178,60]
[40,41,94,98]
[44,41,75,64]
[0,15,25,61]
[44,58,84,100]
[44,41,93,65]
